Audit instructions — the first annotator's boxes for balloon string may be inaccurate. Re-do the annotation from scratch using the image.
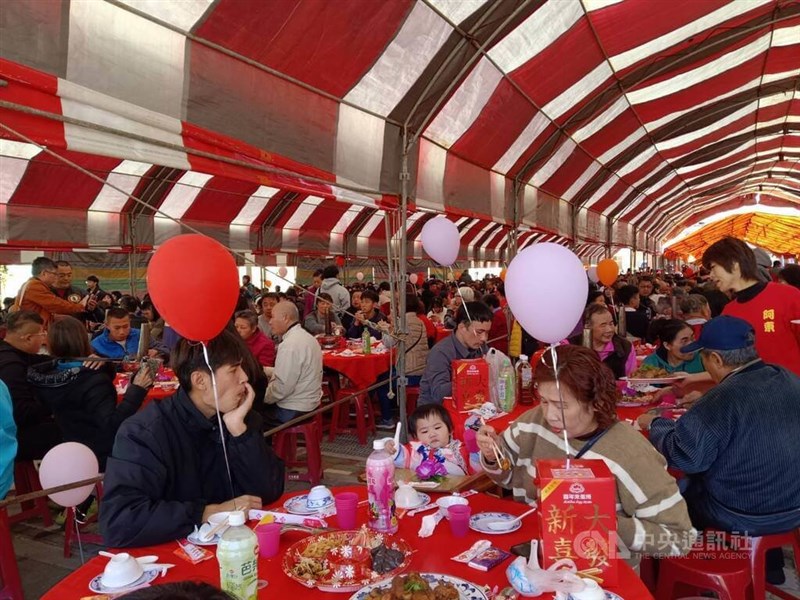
[448,266,472,322]
[201,342,237,510]
[547,344,571,467]
[74,510,85,564]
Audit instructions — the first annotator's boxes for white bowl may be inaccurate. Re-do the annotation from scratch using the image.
[101,553,144,588]
[306,485,334,510]
[436,495,468,518]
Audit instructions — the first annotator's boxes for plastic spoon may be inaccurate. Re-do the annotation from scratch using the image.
[393,421,402,450]
[487,507,537,531]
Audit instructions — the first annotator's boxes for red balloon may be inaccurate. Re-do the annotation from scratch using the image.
[335,256,345,267]
[147,234,239,342]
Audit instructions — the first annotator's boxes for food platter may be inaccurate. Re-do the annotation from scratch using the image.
[616,393,659,407]
[348,572,488,600]
[282,528,413,593]
[623,376,685,385]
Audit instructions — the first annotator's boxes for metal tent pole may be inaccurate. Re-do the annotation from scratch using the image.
[396,126,411,442]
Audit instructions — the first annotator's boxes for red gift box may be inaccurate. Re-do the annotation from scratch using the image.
[451,359,490,411]
[536,459,619,586]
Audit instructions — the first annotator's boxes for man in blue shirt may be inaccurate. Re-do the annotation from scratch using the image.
[92,307,167,359]
[418,301,491,405]
[639,316,800,584]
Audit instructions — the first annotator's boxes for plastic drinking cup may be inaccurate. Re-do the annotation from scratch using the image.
[255,522,282,558]
[447,504,471,537]
[335,492,359,529]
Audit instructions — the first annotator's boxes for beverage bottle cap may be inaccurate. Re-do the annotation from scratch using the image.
[228,510,246,526]
[373,439,387,451]
[519,354,528,361]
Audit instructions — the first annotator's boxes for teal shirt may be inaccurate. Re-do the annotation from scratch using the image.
[0,380,17,499]
[641,347,705,374]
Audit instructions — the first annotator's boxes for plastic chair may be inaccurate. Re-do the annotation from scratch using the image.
[8,462,53,527]
[328,388,376,445]
[405,386,419,416]
[656,529,800,600]
[274,414,324,485]
[0,507,23,600]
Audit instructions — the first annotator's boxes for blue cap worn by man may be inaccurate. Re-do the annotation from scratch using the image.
[638,315,800,584]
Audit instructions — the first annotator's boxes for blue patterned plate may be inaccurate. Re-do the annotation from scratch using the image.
[469,511,521,534]
[348,573,487,600]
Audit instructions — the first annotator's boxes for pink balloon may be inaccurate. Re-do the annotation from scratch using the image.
[505,243,588,344]
[39,442,99,508]
[588,266,599,283]
[421,217,460,266]
[277,266,288,278]
[356,271,364,281]
[409,273,418,284]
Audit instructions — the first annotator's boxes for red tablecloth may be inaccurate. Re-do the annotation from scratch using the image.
[115,375,178,408]
[42,487,653,599]
[322,350,393,390]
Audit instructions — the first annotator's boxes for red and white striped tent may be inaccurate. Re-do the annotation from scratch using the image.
[1,0,798,264]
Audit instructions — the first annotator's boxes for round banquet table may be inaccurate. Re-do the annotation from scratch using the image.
[114,374,178,409]
[41,486,653,599]
[322,349,393,390]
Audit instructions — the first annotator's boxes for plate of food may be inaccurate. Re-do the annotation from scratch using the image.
[623,365,686,385]
[349,572,488,600]
[283,526,412,593]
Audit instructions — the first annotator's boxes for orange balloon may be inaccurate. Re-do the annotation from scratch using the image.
[596,259,619,286]
[499,268,507,281]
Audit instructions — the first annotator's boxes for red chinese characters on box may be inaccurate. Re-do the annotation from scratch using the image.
[536,459,619,586]
[451,359,490,411]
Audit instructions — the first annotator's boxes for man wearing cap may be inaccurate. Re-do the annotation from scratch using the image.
[702,236,800,375]
[638,316,800,581]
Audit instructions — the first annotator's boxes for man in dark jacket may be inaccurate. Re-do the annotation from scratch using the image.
[0,311,62,460]
[100,330,285,548]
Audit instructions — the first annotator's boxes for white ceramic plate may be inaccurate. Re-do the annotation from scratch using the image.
[469,511,521,534]
[186,531,221,546]
[623,376,685,385]
[396,492,430,510]
[349,573,488,600]
[283,493,334,515]
[89,568,159,594]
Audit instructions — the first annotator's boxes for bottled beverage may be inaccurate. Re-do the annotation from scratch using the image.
[366,440,397,533]
[516,354,534,406]
[497,362,516,412]
[362,328,371,355]
[218,510,259,600]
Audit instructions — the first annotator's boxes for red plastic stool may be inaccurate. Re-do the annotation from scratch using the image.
[656,549,752,600]
[405,387,419,416]
[750,529,800,600]
[63,481,104,558]
[328,388,376,445]
[274,414,324,485]
[8,461,53,527]
[0,507,23,600]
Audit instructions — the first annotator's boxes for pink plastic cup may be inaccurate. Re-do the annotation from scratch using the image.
[447,504,471,537]
[335,492,359,530]
[255,522,282,558]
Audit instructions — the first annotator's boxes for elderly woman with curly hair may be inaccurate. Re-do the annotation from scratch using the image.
[477,344,695,564]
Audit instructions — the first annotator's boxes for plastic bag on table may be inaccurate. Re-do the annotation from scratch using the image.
[484,347,517,412]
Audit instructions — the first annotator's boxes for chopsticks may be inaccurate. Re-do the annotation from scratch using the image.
[202,517,229,541]
[481,416,510,470]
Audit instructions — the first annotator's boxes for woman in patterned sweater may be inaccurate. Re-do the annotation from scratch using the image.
[477,345,695,564]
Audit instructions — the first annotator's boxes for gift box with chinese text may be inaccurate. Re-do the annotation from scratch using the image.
[536,459,619,585]
[451,359,490,411]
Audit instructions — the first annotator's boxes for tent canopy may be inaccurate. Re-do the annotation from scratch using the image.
[1,0,798,259]
[664,212,800,259]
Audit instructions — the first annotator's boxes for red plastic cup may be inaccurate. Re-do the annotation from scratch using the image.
[447,505,471,537]
[335,492,359,529]
[255,522,282,558]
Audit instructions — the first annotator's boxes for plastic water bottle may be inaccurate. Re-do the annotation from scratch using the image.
[498,362,516,412]
[516,354,534,405]
[366,439,397,533]
[362,328,372,355]
[217,510,258,600]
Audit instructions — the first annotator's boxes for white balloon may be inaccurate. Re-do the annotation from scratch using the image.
[39,442,99,508]
[356,271,364,281]
[588,266,599,283]
[505,243,588,344]
[277,266,288,278]
[420,217,460,266]
[409,273,418,284]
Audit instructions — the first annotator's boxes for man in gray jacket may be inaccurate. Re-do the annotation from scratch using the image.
[319,265,351,317]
